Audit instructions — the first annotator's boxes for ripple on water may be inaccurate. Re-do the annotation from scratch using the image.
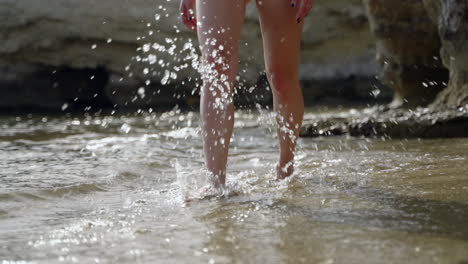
[1,112,468,263]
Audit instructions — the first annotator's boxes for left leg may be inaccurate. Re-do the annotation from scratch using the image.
[256,0,305,179]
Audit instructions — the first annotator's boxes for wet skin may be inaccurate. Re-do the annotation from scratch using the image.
[180,0,313,183]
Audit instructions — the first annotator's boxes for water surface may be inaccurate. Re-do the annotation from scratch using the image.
[1,109,468,263]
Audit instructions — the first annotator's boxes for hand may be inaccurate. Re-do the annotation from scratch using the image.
[180,0,197,31]
[289,0,313,23]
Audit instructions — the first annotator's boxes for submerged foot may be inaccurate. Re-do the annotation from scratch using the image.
[183,181,224,203]
[276,162,294,180]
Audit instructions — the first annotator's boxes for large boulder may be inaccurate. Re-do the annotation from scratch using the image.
[423,0,468,110]
[0,0,379,110]
[363,0,449,107]
[301,0,468,139]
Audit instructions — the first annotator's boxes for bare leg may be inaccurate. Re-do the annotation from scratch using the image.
[196,0,246,186]
[256,0,305,179]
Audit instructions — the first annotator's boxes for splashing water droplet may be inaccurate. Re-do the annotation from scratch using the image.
[138,87,145,96]
[120,124,131,134]
[161,70,170,85]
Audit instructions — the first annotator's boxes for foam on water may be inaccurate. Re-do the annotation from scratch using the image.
[162,127,200,139]
[174,157,297,204]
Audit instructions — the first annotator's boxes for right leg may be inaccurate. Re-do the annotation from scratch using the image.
[196,0,246,186]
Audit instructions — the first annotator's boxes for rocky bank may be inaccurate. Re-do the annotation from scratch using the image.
[362,0,468,110]
[300,0,468,139]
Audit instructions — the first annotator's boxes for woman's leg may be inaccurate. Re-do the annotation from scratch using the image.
[256,0,305,179]
[196,0,246,186]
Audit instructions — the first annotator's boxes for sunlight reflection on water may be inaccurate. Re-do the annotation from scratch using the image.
[1,109,468,263]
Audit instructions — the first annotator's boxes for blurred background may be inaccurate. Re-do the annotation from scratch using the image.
[1,0,387,111]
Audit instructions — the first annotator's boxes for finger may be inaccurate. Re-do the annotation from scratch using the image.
[296,0,308,23]
[300,0,313,21]
[180,5,190,27]
[180,5,197,31]
[290,0,297,8]
[187,0,197,31]
[186,8,197,31]
[182,15,197,31]
[190,18,197,32]
[306,0,314,15]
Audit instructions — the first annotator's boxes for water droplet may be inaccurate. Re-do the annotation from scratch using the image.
[121,123,131,134]
[138,87,145,96]
[161,70,170,85]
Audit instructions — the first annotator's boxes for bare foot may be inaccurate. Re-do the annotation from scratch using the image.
[276,162,294,180]
[208,171,224,189]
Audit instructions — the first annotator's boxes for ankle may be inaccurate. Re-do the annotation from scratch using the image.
[207,170,225,188]
[276,161,294,179]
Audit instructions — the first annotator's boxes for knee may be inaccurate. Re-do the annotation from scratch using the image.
[200,42,237,79]
[265,66,299,98]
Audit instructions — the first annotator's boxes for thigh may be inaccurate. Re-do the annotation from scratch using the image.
[196,0,246,64]
[256,0,303,76]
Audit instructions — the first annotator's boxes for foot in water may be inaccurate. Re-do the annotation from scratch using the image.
[276,161,294,180]
[179,168,230,203]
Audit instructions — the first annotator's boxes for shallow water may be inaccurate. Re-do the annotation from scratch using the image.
[1,108,468,263]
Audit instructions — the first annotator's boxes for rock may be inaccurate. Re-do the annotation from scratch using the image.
[363,0,449,107]
[422,0,468,110]
[0,64,110,111]
[315,0,468,140]
[0,0,379,110]
[300,105,468,138]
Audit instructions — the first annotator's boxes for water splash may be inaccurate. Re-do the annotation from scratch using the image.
[174,161,224,202]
